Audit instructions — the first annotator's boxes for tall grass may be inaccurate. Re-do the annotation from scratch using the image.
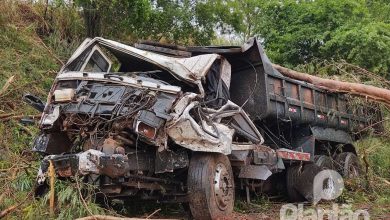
[0,1,104,219]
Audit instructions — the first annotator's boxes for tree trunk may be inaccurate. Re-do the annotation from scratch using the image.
[83,2,101,38]
[272,64,390,106]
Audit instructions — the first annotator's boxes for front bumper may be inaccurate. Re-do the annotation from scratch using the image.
[37,149,129,184]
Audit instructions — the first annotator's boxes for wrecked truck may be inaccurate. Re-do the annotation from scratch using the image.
[25,37,381,219]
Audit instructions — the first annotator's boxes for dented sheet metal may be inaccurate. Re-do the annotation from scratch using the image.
[36,37,267,159]
[201,101,264,144]
[56,72,182,94]
[62,38,221,94]
[176,53,220,80]
[167,97,263,155]
[167,101,234,155]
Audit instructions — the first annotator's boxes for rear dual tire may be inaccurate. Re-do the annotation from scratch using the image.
[286,155,334,202]
[335,152,361,178]
[286,153,361,202]
[286,165,305,202]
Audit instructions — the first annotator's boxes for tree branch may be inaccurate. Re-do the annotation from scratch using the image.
[272,64,390,106]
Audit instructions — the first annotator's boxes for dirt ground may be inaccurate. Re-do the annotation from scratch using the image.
[228,211,274,220]
[142,202,282,220]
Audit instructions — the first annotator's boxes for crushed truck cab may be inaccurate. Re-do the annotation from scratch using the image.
[30,38,380,220]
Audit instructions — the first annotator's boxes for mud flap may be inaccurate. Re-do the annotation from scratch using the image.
[238,165,272,180]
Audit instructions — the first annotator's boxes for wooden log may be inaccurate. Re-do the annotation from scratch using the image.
[0,75,15,96]
[0,114,41,121]
[272,64,390,105]
[0,204,19,218]
[0,191,33,218]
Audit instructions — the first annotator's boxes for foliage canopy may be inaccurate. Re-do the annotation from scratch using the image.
[252,0,390,76]
[70,0,390,77]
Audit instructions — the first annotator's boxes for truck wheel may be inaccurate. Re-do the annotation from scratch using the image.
[314,155,334,169]
[314,155,338,201]
[287,163,337,202]
[335,152,361,178]
[187,153,234,220]
[286,165,305,202]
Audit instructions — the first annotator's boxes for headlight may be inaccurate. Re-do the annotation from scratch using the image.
[54,88,75,102]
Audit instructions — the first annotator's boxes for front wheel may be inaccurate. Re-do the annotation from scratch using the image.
[187,153,234,220]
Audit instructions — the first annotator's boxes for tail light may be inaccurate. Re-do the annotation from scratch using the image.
[135,121,157,139]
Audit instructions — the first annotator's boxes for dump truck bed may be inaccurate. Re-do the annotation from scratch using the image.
[135,38,381,133]
[190,41,380,133]
[229,63,374,132]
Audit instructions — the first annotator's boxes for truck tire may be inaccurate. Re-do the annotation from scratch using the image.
[287,163,337,202]
[187,153,234,220]
[286,165,305,202]
[314,155,334,169]
[335,152,361,178]
[314,155,339,201]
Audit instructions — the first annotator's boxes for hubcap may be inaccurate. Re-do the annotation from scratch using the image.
[214,163,233,210]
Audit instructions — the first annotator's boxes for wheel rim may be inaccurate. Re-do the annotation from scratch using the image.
[214,163,233,211]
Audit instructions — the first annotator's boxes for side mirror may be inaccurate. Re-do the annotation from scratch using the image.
[23,94,45,112]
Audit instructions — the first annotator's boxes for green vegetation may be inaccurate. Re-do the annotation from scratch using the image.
[0,0,389,219]
[214,0,390,76]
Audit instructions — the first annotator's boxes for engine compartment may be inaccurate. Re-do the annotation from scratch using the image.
[36,79,177,150]
[34,78,192,197]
